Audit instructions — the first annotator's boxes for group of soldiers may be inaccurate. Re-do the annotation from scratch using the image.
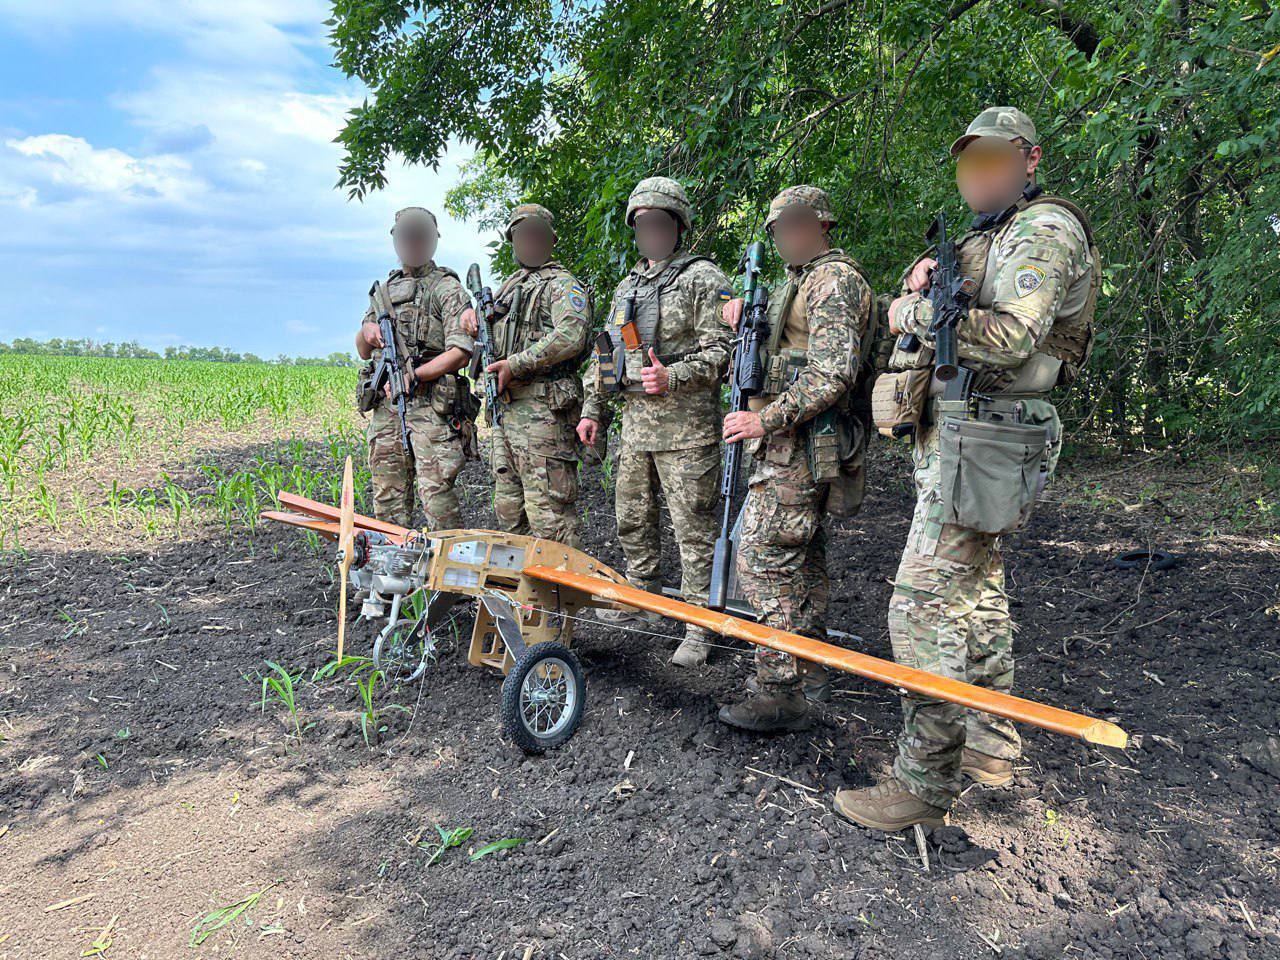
[353,106,1099,832]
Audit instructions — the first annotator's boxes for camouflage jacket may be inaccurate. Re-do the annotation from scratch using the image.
[362,263,474,368]
[582,253,732,451]
[493,261,591,383]
[894,199,1095,389]
[755,249,873,436]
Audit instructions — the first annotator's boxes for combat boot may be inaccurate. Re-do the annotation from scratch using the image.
[595,604,660,627]
[833,778,948,832]
[746,662,832,703]
[717,687,810,732]
[961,748,1014,786]
[671,626,711,668]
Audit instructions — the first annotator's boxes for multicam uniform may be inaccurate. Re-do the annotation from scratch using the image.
[741,240,873,690]
[488,255,592,548]
[362,263,474,529]
[582,251,732,607]
[885,187,1099,809]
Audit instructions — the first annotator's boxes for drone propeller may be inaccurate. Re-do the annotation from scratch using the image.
[336,455,355,662]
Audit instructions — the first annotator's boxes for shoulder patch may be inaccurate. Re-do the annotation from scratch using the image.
[718,288,732,301]
[568,283,587,311]
[1013,264,1046,298]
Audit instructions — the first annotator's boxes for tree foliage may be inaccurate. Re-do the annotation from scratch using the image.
[331,0,1280,446]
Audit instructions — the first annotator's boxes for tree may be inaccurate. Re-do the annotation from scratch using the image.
[330,0,1280,446]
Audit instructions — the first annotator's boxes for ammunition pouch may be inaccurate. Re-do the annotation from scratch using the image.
[806,406,867,520]
[935,398,1053,535]
[871,368,932,440]
[356,360,381,413]
[762,348,806,396]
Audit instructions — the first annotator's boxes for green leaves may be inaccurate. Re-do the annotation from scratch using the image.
[331,0,1280,445]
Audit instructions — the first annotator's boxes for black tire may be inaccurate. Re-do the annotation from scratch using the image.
[1112,549,1180,571]
[500,642,585,754]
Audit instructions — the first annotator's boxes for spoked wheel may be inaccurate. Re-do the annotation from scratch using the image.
[500,642,585,754]
[373,617,435,684]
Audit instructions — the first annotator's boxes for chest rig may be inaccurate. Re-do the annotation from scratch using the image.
[951,188,1100,389]
[758,250,870,399]
[379,265,460,363]
[492,263,586,382]
[607,254,710,393]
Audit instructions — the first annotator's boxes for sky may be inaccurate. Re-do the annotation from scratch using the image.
[0,0,493,358]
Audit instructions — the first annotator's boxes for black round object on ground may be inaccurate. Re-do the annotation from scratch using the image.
[501,642,585,753]
[1112,549,1180,571]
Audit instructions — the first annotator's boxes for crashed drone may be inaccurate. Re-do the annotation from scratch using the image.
[263,457,1129,755]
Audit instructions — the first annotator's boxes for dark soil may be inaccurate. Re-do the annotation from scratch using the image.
[3,446,1279,959]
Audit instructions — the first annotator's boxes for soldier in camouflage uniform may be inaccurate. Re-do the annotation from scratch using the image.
[356,207,475,529]
[836,108,1100,831]
[577,177,732,667]
[465,204,592,547]
[715,186,873,731]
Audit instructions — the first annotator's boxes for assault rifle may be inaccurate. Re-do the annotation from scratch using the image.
[899,213,977,402]
[465,264,502,427]
[369,281,415,457]
[709,241,769,611]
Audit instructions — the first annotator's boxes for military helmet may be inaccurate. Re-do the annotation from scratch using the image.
[625,176,693,232]
[950,106,1038,156]
[765,185,838,229]
[504,202,556,241]
[391,206,438,234]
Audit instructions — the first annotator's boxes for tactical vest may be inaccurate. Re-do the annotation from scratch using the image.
[492,263,591,382]
[608,253,711,393]
[377,264,461,363]
[753,250,874,406]
[952,192,1099,390]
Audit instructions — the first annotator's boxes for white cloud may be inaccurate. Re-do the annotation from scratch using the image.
[0,1,492,356]
[6,134,199,202]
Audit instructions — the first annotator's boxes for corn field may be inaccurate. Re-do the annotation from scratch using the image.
[0,356,369,548]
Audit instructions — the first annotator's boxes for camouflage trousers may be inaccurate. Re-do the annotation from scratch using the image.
[737,434,829,690]
[366,397,465,531]
[889,421,1020,809]
[615,442,719,607]
[490,393,582,549]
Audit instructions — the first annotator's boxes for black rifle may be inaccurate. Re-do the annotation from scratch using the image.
[369,281,415,457]
[465,263,502,427]
[899,213,977,402]
[709,241,769,611]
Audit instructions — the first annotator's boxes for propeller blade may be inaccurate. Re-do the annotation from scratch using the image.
[259,511,340,539]
[337,455,355,662]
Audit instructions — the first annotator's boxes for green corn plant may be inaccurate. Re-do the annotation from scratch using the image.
[259,660,305,739]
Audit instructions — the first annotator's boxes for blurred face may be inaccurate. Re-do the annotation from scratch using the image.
[393,220,438,269]
[510,218,555,268]
[632,207,679,262]
[768,206,830,267]
[956,137,1042,213]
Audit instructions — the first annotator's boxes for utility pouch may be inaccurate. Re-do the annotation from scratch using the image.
[810,408,868,519]
[548,376,582,414]
[871,369,931,439]
[887,337,934,373]
[430,373,457,419]
[938,415,1047,534]
[356,361,381,413]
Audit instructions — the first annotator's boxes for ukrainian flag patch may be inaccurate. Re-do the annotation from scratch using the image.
[718,288,732,301]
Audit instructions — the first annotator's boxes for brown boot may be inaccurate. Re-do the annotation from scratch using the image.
[671,627,710,667]
[717,687,810,732]
[833,778,948,832]
[961,748,1014,786]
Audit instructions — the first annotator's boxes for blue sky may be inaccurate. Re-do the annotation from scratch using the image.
[0,1,492,358]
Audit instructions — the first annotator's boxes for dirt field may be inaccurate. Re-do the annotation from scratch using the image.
[3,406,1279,958]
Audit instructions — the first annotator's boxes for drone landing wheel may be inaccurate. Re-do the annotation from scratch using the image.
[373,617,435,684]
[500,642,585,754]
